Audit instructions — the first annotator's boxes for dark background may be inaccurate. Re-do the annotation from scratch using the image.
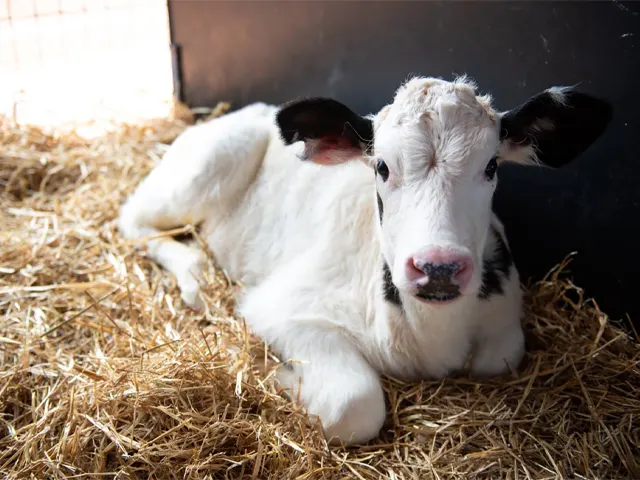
[167,0,640,329]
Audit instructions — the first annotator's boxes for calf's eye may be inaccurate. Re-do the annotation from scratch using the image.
[484,157,498,181]
[376,160,390,182]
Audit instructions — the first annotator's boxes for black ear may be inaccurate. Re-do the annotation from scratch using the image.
[499,88,613,168]
[275,97,374,165]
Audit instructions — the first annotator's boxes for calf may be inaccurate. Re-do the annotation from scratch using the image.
[118,76,612,445]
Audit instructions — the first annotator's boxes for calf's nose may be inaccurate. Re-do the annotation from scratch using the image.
[406,248,473,293]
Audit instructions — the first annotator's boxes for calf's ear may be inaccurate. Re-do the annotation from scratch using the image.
[276,97,374,165]
[498,87,613,168]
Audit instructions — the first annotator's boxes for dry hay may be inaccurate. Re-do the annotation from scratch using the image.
[1,103,639,480]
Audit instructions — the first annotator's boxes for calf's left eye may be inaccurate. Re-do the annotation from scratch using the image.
[484,157,498,181]
[376,160,390,182]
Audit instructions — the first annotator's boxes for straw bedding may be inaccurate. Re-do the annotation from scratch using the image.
[1,104,639,480]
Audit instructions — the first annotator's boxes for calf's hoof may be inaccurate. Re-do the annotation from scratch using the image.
[312,383,387,446]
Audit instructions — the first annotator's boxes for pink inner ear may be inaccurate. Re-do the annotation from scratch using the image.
[308,136,363,166]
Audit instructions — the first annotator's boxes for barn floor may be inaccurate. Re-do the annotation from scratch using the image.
[1,106,639,480]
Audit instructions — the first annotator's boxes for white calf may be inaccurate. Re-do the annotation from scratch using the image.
[118,76,611,445]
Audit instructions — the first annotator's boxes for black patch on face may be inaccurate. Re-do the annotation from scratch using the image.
[376,192,383,224]
[382,260,402,307]
[478,225,513,300]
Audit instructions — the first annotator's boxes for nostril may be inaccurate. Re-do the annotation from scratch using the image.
[406,257,429,281]
[412,257,427,274]
[452,263,466,282]
[451,258,473,288]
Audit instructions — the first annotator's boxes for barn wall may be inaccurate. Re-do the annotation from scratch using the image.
[168,0,640,325]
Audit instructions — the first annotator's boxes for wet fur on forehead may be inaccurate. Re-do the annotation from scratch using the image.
[371,76,500,175]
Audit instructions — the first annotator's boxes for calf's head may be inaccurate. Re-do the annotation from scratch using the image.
[276,76,611,304]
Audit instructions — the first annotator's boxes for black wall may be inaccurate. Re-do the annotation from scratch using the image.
[168,0,640,327]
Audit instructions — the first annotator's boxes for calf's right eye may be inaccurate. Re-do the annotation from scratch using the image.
[376,160,390,182]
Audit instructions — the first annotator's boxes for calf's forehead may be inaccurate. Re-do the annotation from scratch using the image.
[377,76,497,126]
[373,77,500,171]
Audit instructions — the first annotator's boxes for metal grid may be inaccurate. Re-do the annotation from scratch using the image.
[0,0,174,129]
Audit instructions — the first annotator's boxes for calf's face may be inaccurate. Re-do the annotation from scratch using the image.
[276,76,611,305]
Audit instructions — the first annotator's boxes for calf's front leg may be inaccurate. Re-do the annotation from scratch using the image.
[237,262,387,445]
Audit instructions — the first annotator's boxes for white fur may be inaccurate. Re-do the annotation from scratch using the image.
[118,78,537,446]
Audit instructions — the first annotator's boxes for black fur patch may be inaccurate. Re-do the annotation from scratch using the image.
[478,226,513,300]
[376,192,384,223]
[382,260,402,307]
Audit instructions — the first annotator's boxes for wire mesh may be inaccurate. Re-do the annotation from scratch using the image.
[0,0,174,130]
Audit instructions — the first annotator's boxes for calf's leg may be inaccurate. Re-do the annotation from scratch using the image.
[237,260,387,445]
[117,103,277,308]
[274,326,387,445]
